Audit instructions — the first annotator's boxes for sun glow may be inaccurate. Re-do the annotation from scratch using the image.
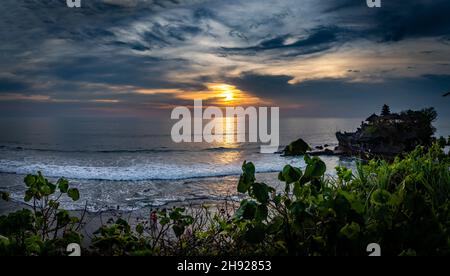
[223,91,234,101]
[135,83,268,107]
[207,83,238,102]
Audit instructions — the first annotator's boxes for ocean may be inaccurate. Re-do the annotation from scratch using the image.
[0,116,448,212]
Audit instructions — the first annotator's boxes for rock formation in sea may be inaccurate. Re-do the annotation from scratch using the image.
[335,106,437,158]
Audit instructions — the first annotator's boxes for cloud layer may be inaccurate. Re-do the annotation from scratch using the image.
[0,0,449,117]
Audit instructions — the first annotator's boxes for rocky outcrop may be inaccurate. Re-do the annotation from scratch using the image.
[336,107,437,158]
[282,139,338,156]
[282,138,311,156]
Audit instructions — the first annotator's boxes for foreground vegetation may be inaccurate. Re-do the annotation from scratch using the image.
[1,143,449,256]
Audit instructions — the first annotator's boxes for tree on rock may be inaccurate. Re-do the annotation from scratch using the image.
[381,104,391,116]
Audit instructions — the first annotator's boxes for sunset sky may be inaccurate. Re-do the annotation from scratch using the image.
[0,0,449,118]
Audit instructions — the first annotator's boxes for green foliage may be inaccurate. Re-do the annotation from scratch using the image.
[230,142,450,256]
[92,218,143,256]
[336,166,353,184]
[91,207,195,256]
[0,173,83,256]
[67,188,80,201]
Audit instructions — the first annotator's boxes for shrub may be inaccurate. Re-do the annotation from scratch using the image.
[0,173,82,256]
[231,142,450,256]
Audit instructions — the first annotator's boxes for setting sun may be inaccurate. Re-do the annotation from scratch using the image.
[223,91,234,101]
[207,84,237,101]
[156,82,269,107]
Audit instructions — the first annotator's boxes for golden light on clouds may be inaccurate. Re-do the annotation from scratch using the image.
[135,88,184,95]
[0,94,51,102]
[207,83,237,102]
[135,83,267,107]
[91,99,120,103]
[179,83,266,106]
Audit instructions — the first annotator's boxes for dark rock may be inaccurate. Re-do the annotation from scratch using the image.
[309,148,336,156]
[283,139,340,157]
[282,138,311,156]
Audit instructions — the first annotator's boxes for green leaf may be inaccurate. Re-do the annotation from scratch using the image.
[336,166,353,182]
[67,188,80,201]
[338,191,364,214]
[272,194,282,206]
[173,223,185,237]
[255,204,268,222]
[389,190,403,206]
[251,182,270,204]
[24,190,33,202]
[56,210,71,226]
[371,189,391,206]
[234,200,258,220]
[48,183,56,195]
[238,161,256,193]
[136,224,144,235]
[57,178,69,193]
[115,218,130,228]
[40,184,51,196]
[339,222,361,240]
[160,217,170,226]
[62,231,82,245]
[0,235,9,247]
[25,235,43,255]
[48,200,60,209]
[24,175,36,187]
[266,216,283,234]
[281,165,302,184]
[290,201,305,219]
[293,181,302,198]
[184,215,194,226]
[303,157,326,179]
[169,209,182,220]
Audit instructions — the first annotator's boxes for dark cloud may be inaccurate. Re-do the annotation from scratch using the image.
[222,26,344,56]
[228,72,450,118]
[322,0,450,41]
[376,0,450,41]
[0,78,29,93]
